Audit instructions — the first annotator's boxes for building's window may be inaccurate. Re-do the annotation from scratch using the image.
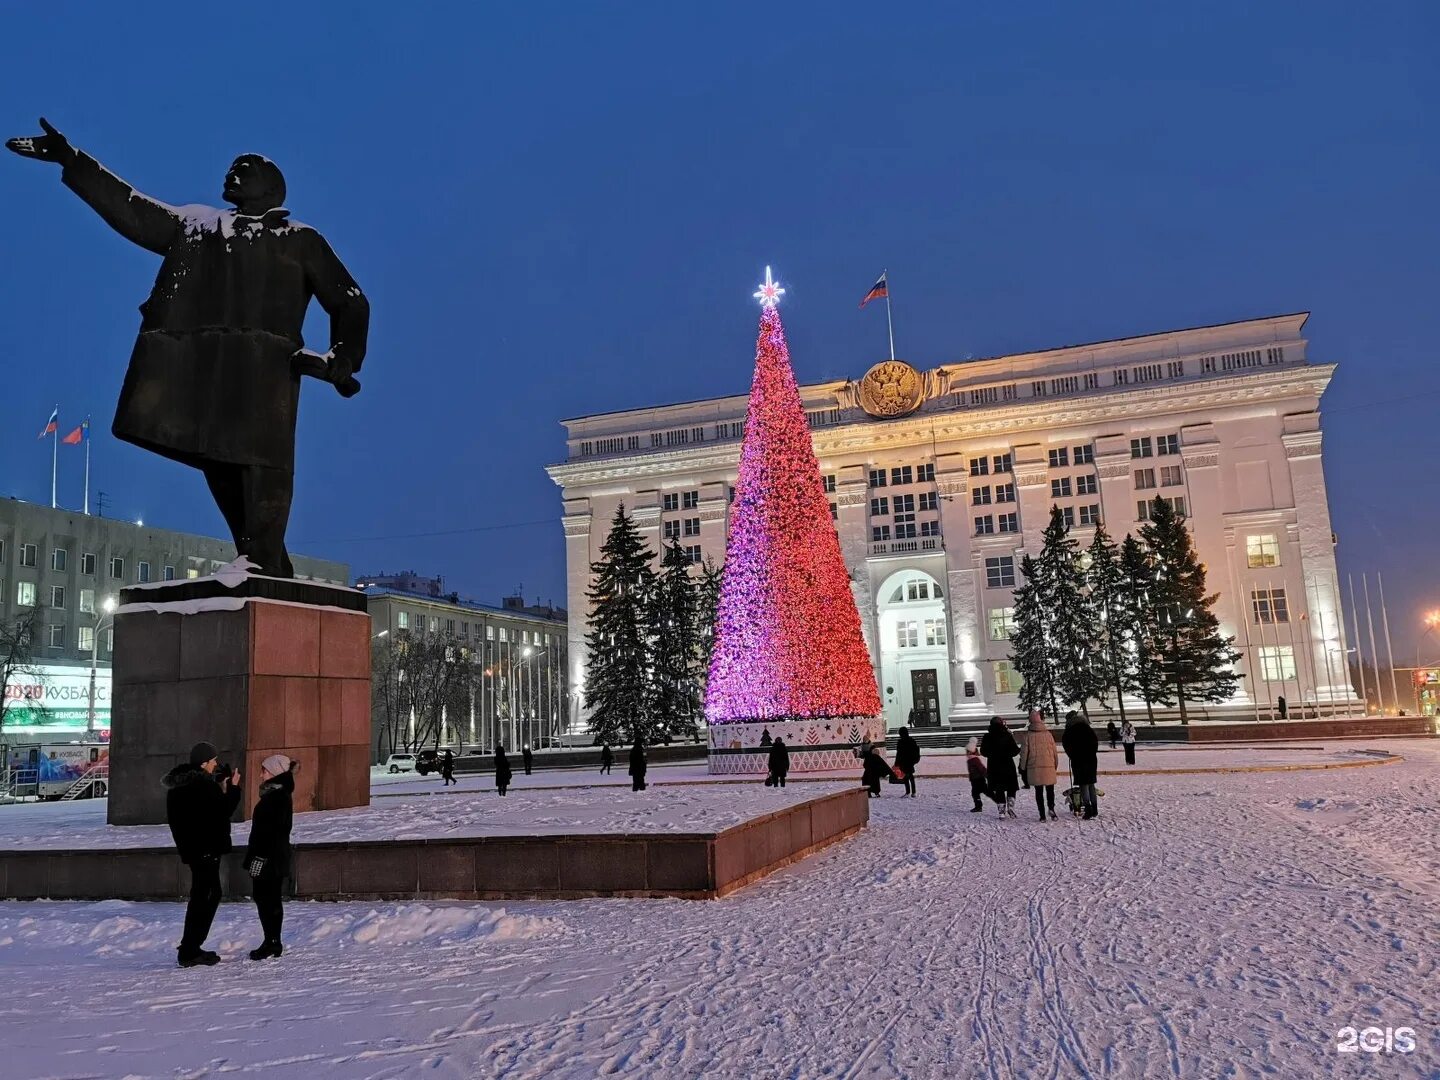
[104,628,113,654]
[924,619,947,646]
[446,618,456,635]
[662,492,679,512]
[138,561,151,584]
[890,466,913,486]
[917,463,935,483]
[1251,588,1290,624]
[919,492,938,512]
[1134,363,1163,383]
[1060,506,1075,528]
[682,491,699,509]
[1048,448,1069,468]
[993,453,1012,473]
[16,581,36,607]
[969,457,989,477]
[1051,478,1072,499]
[994,659,1023,694]
[683,518,701,537]
[920,520,940,537]
[893,494,915,514]
[186,568,200,580]
[109,556,124,579]
[985,556,1016,588]
[972,486,992,506]
[397,611,409,630]
[1113,369,1130,386]
[830,503,838,520]
[822,475,837,493]
[906,580,931,601]
[1172,496,1188,517]
[1246,534,1280,568]
[1266,347,1285,364]
[499,626,509,642]
[1137,496,1187,521]
[870,497,889,517]
[1160,465,1184,487]
[1258,645,1296,681]
[80,588,95,614]
[998,512,1019,533]
[1157,434,1180,456]
[51,547,67,572]
[51,585,66,609]
[460,621,470,639]
[628,435,640,450]
[1201,356,1217,374]
[1221,349,1264,371]
[1051,376,1079,395]
[717,421,742,440]
[684,545,702,563]
[1076,474,1098,496]
[48,624,65,649]
[1083,372,1099,390]
[895,520,917,539]
[1130,437,1152,459]
[486,624,494,640]
[1079,504,1101,526]
[0,539,5,563]
[968,386,999,406]
[869,469,887,488]
[163,565,176,581]
[1073,444,1094,465]
[663,520,681,541]
[78,625,95,653]
[896,621,919,648]
[975,515,995,535]
[989,607,1016,640]
[806,408,840,429]
[1134,468,1156,490]
[996,483,1016,504]
[1167,361,1185,379]
[872,525,891,542]
[1031,381,1048,397]
[20,543,38,568]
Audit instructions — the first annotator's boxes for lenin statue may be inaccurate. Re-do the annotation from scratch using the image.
[6,118,369,578]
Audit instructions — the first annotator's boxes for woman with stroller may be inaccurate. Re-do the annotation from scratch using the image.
[980,716,1020,819]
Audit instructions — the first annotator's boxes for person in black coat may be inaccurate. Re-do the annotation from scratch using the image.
[767,737,790,788]
[245,755,296,961]
[164,741,241,967]
[979,716,1020,819]
[893,726,921,798]
[522,745,534,775]
[860,746,889,797]
[440,749,456,786]
[629,739,648,792]
[1106,720,1119,750]
[494,746,513,796]
[1061,711,1100,818]
[600,743,614,775]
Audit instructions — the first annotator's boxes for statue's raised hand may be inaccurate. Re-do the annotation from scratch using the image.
[6,118,76,166]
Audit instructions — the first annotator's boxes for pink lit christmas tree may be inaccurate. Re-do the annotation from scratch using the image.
[705,268,881,724]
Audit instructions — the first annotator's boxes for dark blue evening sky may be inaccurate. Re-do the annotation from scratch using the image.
[2,3,1436,647]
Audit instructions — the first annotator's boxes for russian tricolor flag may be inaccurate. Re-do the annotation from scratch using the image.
[37,407,58,440]
[859,271,888,308]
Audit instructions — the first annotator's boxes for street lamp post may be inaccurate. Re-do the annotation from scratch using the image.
[87,595,117,734]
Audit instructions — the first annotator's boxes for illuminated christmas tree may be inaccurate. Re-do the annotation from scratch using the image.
[705,269,881,724]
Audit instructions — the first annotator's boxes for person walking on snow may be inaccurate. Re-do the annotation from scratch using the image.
[494,745,513,796]
[860,744,889,797]
[980,716,1020,819]
[599,743,613,775]
[629,738,648,792]
[1107,720,1119,750]
[164,741,241,967]
[1062,711,1100,818]
[440,749,456,786]
[965,738,988,812]
[1121,720,1137,766]
[767,736,790,788]
[245,754,296,960]
[893,726,921,798]
[522,744,534,776]
[1019,711,1059,821]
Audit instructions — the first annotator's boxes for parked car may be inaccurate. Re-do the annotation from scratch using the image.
[414,749,441,775]
[385,753,416,774]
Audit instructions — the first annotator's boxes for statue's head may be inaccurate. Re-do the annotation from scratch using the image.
[223,154,286,213]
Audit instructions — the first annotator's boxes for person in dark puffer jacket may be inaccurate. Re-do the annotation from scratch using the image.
[245,754,297,961]
[164,741,242,967]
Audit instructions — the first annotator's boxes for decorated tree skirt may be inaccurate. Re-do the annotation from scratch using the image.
[706,717,886,775]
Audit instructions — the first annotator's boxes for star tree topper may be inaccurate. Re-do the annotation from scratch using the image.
[753,265,785,308]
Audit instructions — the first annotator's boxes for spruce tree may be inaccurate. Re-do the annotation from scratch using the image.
[1037,506,1102,718]
[649,540,702,741]
[695,556,723,694]
[1010,553,1060,723]
[1139,496,1241,723]
[584,504,656,744]
[1120,533,1170,722]
[1085,525,1135,724]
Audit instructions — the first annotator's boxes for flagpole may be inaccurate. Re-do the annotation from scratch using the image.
[50,404,58,509]
[83,427,91,516]
[883,271,896,362]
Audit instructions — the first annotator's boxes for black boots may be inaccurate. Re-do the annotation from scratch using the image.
[249,939,284,961]
[177,949,220,968]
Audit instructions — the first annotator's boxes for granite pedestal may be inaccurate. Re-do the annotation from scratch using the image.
[107,577,372,825]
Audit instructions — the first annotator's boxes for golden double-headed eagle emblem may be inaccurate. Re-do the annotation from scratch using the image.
[858,360,923,418]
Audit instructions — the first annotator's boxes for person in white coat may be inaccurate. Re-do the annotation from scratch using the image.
[1018,710,1059,821]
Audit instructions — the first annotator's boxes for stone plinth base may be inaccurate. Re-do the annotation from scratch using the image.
[107,577,372,825]
[707,716,886,774]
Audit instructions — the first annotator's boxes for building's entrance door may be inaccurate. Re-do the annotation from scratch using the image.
[910,669,941,727]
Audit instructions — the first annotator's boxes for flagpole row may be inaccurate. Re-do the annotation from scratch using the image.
[50,403,59,510]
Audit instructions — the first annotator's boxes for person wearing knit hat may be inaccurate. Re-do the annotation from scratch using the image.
[965,738,988,813]
[163,739,241,967]
[245,754,298,961]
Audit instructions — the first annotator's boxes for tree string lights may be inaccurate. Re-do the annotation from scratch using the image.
[704,273,881,724]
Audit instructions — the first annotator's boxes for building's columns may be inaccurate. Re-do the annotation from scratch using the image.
[1093,433,1133,533]
[1011,442,1049,551]
[936,461,988,719]
[560,499,592,733]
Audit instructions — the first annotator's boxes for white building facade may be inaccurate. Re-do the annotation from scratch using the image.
[548,312,1357,733]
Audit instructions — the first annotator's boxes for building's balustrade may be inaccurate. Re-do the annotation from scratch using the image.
[869,537,943,558]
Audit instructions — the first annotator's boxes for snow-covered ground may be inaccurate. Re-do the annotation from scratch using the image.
[1,739,1437,1078]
